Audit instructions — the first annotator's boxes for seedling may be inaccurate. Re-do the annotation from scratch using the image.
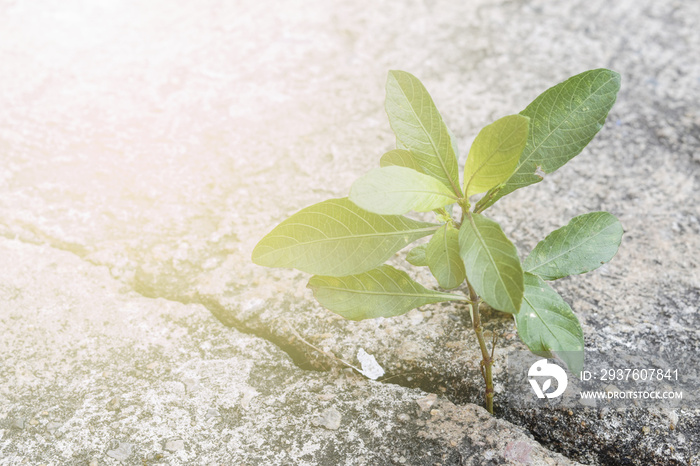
[253,69,623,413]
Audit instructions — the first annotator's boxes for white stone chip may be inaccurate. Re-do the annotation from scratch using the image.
[165,439,185,452]
[311,408,342,430]
[357,348,385,380]
[416,393,438,412]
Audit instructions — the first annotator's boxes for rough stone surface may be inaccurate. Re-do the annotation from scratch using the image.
[0,239,575,464]
[1,0,699,464]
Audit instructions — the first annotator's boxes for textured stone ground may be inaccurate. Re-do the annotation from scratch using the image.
[1,0,699,464]
[0,239,576,465]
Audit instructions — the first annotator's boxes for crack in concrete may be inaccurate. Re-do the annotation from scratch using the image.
[3,222,686,465]
[0,222,327,374]
[0,223,586,463]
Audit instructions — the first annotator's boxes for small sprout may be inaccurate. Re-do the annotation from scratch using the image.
[253,69,622,413]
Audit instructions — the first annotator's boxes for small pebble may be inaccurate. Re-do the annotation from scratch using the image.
[311,408,342,430]
[642,426,650,435]
[668,411,679,430]
[106,397,120,411]
[407,309,423,325]
[165,439,185,452]
[46,421,62,435]
[416,394,438,412]
[182,378,202,392]
[106,442,134,462]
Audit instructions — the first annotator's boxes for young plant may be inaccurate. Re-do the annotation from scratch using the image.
[252,69,623,413]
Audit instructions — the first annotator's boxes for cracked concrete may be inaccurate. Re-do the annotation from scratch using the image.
[0,238,579,465]
[1,0,699,464]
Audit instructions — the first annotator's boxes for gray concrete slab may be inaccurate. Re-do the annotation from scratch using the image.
[0,238,577,465]
[1,0,698,464]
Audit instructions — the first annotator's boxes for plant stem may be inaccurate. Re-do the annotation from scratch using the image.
[473,186,501,214]
[467,280,494,414]
[458,199,470,224]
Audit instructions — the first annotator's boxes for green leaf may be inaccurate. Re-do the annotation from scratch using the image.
[379,149,423,172]
[349,166,458,215]
[463,114,529,197]
[482,69,621,209]
[516,272,584,375]
[446,124,460,161]
[524,212,624,281]
[426,224,466,289]
[252,198,439,276]
[308,265,467,320]
[385,70,462,197]
[406,244,428,267]
[459,213,523,314]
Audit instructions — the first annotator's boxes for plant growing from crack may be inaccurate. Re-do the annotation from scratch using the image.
[252,69,623,414]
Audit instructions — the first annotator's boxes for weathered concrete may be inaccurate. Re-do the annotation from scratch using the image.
[1,0,699,464]
[0,238,577,465]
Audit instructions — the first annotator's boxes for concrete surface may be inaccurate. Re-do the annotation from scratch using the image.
[0,238,579,465]
[1,0,699,464]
